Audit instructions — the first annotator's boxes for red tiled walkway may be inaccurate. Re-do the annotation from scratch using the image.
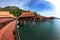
[0,20,17,40]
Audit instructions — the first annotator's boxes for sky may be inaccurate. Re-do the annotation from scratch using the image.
[0,0,60,18]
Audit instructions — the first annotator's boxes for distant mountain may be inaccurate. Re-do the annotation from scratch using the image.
[0,6,25,12]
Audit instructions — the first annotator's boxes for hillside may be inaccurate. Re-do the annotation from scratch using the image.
[0,6,27,17]
[0,6,39,17]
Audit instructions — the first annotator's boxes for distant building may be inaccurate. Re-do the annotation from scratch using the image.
[19,12,35,21]
[48,16,54,19]
[35,16,48,20]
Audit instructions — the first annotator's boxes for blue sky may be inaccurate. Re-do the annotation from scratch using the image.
[0,0,60,17]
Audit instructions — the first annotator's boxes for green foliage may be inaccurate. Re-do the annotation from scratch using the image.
[34,12,39,16]
[9,10,22,17]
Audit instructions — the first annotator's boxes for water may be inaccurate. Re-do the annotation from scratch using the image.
[18,19,60,40]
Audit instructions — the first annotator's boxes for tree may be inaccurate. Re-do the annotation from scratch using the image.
[34,12,39,16]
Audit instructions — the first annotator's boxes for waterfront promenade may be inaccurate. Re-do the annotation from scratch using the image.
[0,20,17,40]
[0,11,20,40]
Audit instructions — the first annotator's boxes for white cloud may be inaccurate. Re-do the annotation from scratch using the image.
[38,10,56,17]
[15,0,31,9]
[46,0,60,18]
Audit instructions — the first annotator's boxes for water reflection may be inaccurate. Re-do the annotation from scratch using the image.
[18,19,60,40]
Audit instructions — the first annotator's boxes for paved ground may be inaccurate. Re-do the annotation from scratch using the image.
[0,20,17,40]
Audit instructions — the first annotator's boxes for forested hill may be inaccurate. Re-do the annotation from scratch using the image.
[0,6,28,17]
[0,6,39,17]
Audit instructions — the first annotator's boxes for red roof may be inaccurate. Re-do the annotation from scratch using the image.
[35,16,48,19]
[0,11,15,18]
[20,12,35,17]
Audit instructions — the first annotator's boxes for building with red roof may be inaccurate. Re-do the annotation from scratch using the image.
[0,11,16,23]
[19,12,35,21]
[35,16,48,20]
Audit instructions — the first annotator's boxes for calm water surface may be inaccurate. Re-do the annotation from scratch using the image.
[18,19,60,40]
